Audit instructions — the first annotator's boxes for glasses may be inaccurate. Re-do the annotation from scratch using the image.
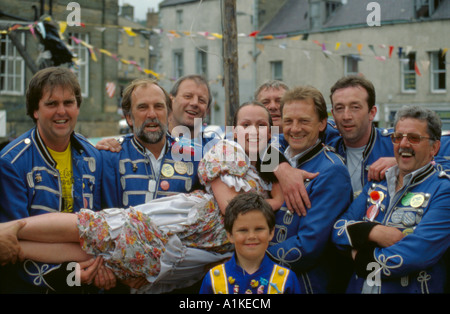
[391,132,432,145]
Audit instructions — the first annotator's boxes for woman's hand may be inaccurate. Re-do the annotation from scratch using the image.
[266,182,284,211]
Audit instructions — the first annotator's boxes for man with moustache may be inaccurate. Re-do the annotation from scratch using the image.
[101,78,201,209]
[332,105,450,293]
[97,75,213,157]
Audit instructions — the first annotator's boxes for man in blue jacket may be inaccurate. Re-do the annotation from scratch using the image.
[328,75,394,199]
[267,85,353,293]
[0,67,103,293]
[332,105,450,293]
[100,78,202,210]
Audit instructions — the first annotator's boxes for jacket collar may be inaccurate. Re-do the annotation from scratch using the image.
[33,127,82,168]
[293,140,325,168]
[131,132,172,155]
[338,124,377,159]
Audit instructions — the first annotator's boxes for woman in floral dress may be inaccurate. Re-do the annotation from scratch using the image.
[6,101,284,293]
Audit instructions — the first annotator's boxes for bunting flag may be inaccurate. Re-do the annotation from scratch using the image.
[105,82,116,98]
[415,61,422,76]
[389,46,394,58]
[357,44,363,55]
[3,21,448,84]
[123,27,137,37]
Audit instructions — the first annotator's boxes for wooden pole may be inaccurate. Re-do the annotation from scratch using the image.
[222,0,239,126]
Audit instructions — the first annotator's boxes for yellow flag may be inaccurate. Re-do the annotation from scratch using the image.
[59,21,67,34]
[144,69,160,79]
[99,49,112,56]
[123,27,137,37]
[357,43,363,54]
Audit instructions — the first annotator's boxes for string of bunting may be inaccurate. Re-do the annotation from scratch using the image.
[2,20,448,80]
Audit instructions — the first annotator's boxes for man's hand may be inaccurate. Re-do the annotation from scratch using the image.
[368,225,405,248]
[77,257,103,284]
[0,220,26,265]
[93,264,117,290]
[368,157,397,182]
[274,162,318,216]
[95,138,122,152]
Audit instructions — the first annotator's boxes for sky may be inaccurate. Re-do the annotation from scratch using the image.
[119,0,164,20]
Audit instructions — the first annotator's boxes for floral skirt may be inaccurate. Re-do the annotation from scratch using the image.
[78,207,169,280]
[76,191,232,283]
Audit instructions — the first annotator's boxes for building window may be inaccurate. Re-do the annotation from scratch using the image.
[415,0,444,18]
[68,33,89,97]
[0,33,25,95]
[176,10,183,30]
[128,56,135,73]
[128,35,135,47]
[271,61,283,81]
[430,51,446,92]
[344,55,360,76]
[326,1,342,19]
[117,54,122,71]
[173,50,184,79]
[196,47,207,78]
[401,52,417,92]
[139,58,145,70]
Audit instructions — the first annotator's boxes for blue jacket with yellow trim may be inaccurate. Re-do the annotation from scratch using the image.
[101,133,203,208]
[267,141,353,293]
[199,254,302,294]
[0,127,102,293]
[332,163,450,293]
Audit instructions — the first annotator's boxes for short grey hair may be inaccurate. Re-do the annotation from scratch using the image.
[254,80,289,100]
[394,105,442,141]
[169,75,212,109]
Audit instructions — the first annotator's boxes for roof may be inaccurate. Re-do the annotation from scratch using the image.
[260,0,450,36]
[259,0,309,36]
[431,0,450,19]
[323,0,414,29]
[159,0,200,8]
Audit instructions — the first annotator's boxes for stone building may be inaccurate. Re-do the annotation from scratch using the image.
[256,0,450,128]
[158,0,266,125]
[0,0,120,142]
[157,0,449,128]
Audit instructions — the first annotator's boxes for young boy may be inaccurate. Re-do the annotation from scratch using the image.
[199,193,302,294]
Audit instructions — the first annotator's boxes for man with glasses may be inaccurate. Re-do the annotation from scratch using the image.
[332,105,450,293]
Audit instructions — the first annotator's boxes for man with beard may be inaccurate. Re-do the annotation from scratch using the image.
[101,78,202,209]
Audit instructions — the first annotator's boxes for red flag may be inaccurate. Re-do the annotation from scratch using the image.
[389,46,394,58]
[415,62,421,76]
[248,31,260,37]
